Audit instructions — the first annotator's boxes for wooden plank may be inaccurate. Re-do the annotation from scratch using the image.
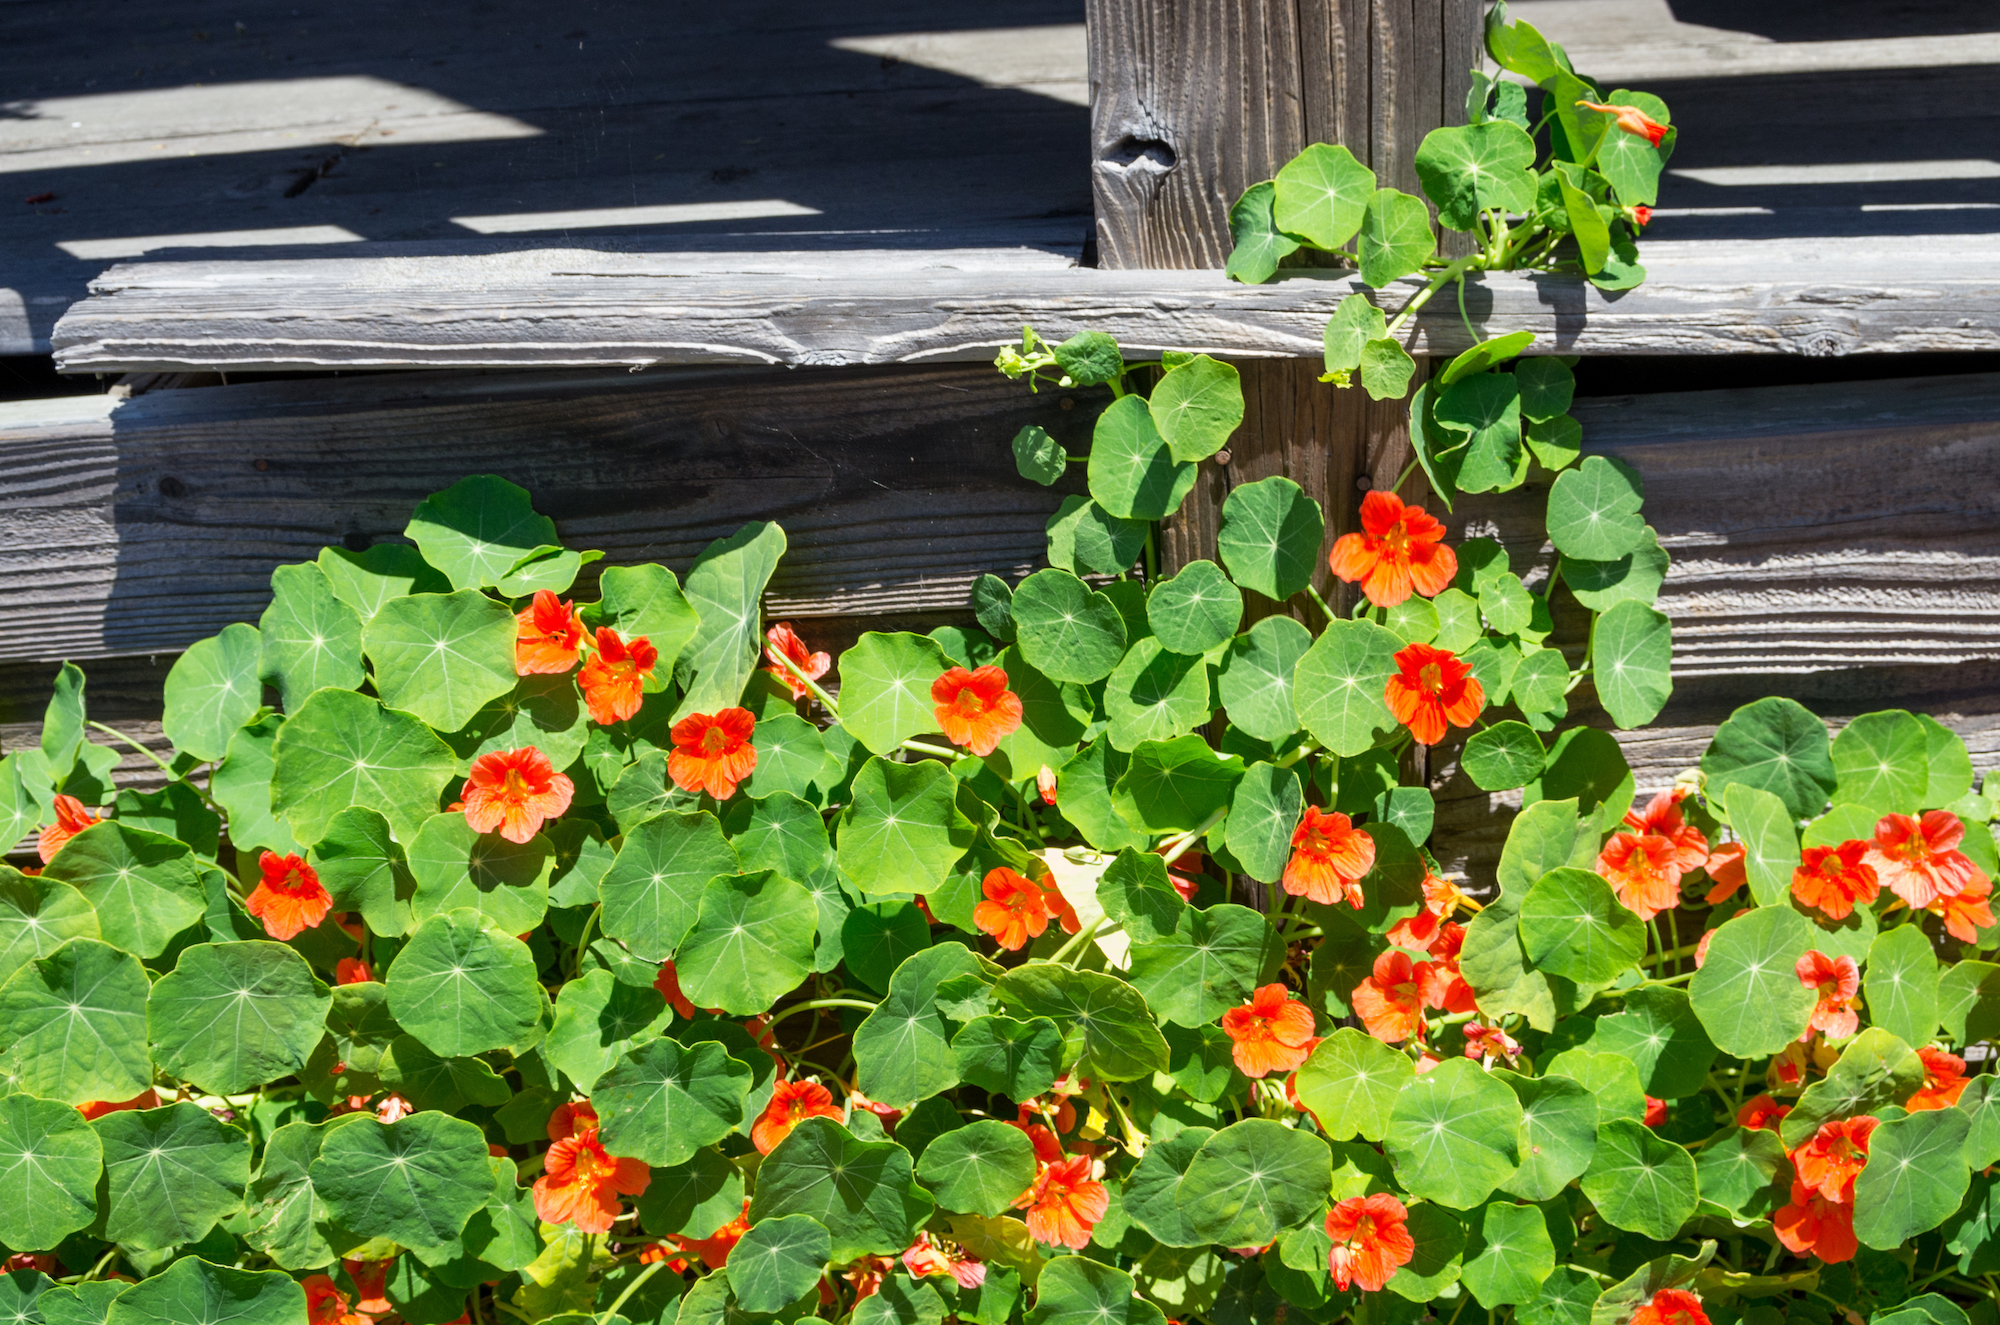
[0,363,1085,661]
[50,237,2000,373]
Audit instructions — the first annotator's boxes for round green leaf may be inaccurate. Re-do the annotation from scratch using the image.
[0,937,151,1105]
[446,673,590,773]
[749,1117,933,1261]
[42,821,205,959]
[1723,782,1799,908]
[1496,1071,1598,1201]
[310,807,416,938]
[148,941,332,1095]
[387,911,544,1057]
[93,1102,251,1251]
[584,563,702,675]
[853,944,984,1107]
[405,474,558,593]
[1546,455,1646,560]
[951,1015,1064,1105]
[362,590,519,732]
[1357,188,1435,288]
[1048,497,1147,577]
[1217,477,1325,602]
[1580,1119,1698,1241]
[993,964,1169,1082]
[0,869,98,986]
[1561,527,1668,613]
[0,1094,100,1251]
[1693,1125,1785,1218]
[1088,395,1197,520]
[1127,903,1283,1029]
[543,968,672,1093]
[1273,143,1376,249]
[600,810,740,961]
[271,688,458,845]
[1385,1057,1522,1208]
[1415,121,1537,230]
[726,1213,832,1314]
[677,871,816,1015]
[592,1036,753,1167]
[1013,425,1067,486]
[839,632,957,756]
[1586,986,1717,1099]
[917,1120,1038,1217]
[1104,639,1209,752]
[1360,337,1418,402]
[1866,923,1940,1049]
[991,646,1090,782]
[1518,868,1645,984]
[1436,373,1526,495]
[1856,1107,1973,1248]
[1525,413,1582,472]
[675,522,787,721]
[1688,906,1819,1057]
[638,1148,743,1239]
[1592,601,1672,729]
[1224,762,1304,885]
[741,713,826,801]
[1227,181,1303,284]
[105,1258,305,1325]
[1780,1028,1925,1149]
[1294,1027,1415,1143]
[836,758,975,897]
[1386,1202,1466,1302]
[407,813,552,934]
[1011,569,1128,685]
[1460,1199,1556,1308]
[1703,696,1837,824]
[318,543,450,617]
[1324,292,1389,376]
[1148,562,1243,656]
[841,901,930,996]
[1463,722,1546,791]
[1833,710,1930,815]
[163,623,265,762]
[1176,1119,1331,1247]
[1122,1127,1213,1247]
[312,1111,494,1250]
[1545,1050,1646,1124]
[212,715,303,858]
[260,562,367,710]
[1217,616,1312,743]
[1292,619,1401,757]
[1149,357,1243,463]
[1029,1257,1165,1325]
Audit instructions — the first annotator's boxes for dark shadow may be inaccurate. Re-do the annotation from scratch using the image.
[1,0,1091,349]
[1663,0,1997,41]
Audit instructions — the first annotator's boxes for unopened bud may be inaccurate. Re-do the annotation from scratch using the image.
[1037,765,1059,805]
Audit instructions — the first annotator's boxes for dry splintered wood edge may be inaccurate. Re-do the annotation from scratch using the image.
[47,237,2000,372]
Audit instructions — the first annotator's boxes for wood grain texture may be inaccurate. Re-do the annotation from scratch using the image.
[51,237,2000,374]
[1085,0,1477,268]
[0,363,1088,661]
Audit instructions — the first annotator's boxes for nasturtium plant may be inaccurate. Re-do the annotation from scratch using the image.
[0,16,1993,1325]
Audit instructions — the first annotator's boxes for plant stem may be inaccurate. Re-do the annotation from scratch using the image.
[765,997,878,1029]
[87,720,223,812]
[1389,457,1422,495]
[1050,918,1104,966]
[1305,584,1337,624]
[769,647,840,716]
[1385,255,1482,341]
[570,904,600,980]
[599,1259,667,1325]
[1160,807,1227,865]
[901,738,964,761]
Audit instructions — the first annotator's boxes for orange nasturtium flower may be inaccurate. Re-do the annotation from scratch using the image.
[1930,874,1996,943]
[1385,642,1483,746]
[1327,491,1458,609]
[1792,1115,1877,1203]
[1596,832,1681,923]
[654,961,710,1019]
[1795,950,1860,1041]
[546,1099,599,1141]
[78,1089,159,1121]
[1017,1154,1108,1250]
[247,851,333,941]
[303,1274,365,1325]
[903,1231,987,1290]
[1910,1047,1969,1112]
[1220,984,1319,1078]
[342,1259,392,1316]
[974,867,1057,951]
[752,1080,844,1155]
[1324,1193,1416,1292]
[932,665,1024,757]
[1790,841,1879,921]
[1773,1178,1858,1264]
[334,958,373,985]
[764,622,831,699]
[578,627,660,725]
[1576,100,1669,147]
[673,1199,751,1269]
[1702,842,1747,904]
[533,1125,650,1234]
[1282,806,1377,907]
[1352,950,1429,1045]
[514,589,585,675]
[37,794,100,863]
[461,746,575,844]
[1867,810,1985,908]
[668,707,758,799]
[1736,1094,1790,1133]
[1631,1290,1710,1325]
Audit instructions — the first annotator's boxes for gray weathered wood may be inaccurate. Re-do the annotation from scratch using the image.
[0,363,1086,661]
[51,237,2000,373]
